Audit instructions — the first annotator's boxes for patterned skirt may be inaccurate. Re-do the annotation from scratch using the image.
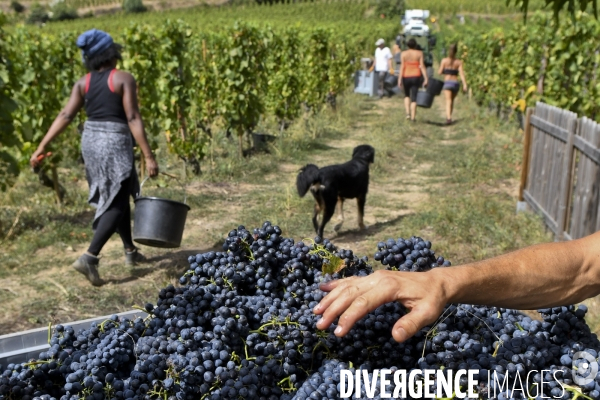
[81,120,139,229]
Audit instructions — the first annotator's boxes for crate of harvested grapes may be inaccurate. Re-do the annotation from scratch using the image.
[0,221,598,399]
[0,309,147,365]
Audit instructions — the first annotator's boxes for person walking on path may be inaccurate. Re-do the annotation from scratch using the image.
[399,38,428,122]
[438,43,467,125]
[30,29,159,286]
[369,38,394,99]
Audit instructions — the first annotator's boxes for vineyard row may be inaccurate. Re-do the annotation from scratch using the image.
[446,11,600,121]
[0,19,396,189]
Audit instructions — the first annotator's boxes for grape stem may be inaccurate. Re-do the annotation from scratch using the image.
[99,319,119,333]
[304,237,344,275]
[200,380,221,400]
[515,322,525,331]
[131,305,151,314]
[311,341,332,370]
[277,376,295,392]
[240,239,255,261]
[563,384,595,400]
[240,338,256,361]
[250,317,300,334]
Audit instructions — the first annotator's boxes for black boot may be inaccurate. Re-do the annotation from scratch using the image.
[72,253,102,286]
[125,248,147,266]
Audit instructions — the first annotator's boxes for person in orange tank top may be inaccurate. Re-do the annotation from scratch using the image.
[399,39,428,122]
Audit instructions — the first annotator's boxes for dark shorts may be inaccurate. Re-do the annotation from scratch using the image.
[402,77,423,102]
[443,80,460,94]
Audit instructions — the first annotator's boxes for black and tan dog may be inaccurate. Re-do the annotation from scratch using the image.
[296,145,375,238]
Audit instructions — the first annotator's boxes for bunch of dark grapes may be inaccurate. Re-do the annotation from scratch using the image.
[1,315,147,400]
[374,236,450,271]
[291,359,354,400]
[2,221,600,400]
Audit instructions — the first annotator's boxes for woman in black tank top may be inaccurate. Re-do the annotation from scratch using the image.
[30,29,159,286]
[438,43,467,125]
[84,68,128,124]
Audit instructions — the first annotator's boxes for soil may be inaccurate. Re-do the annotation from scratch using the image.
[0,94,545,335]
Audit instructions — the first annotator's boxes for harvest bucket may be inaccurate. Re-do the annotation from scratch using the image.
[416,90,434,108]
[427,78,444,96]
[384,74,398,87]
[133,174,190,248]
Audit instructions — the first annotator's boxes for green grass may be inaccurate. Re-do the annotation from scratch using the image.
[405,0,547,15]
[4,0,546,36]
[318,93,552,264]
[12,1,395,35]
[0,89,555,334]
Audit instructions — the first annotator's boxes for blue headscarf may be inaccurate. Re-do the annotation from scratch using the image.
[76,29,114,60]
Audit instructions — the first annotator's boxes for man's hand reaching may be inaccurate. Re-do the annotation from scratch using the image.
[312,231,600,343]
[313,270,448,342]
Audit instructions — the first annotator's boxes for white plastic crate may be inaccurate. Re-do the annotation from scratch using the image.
[0,309,147,365]
[354,70,378,97]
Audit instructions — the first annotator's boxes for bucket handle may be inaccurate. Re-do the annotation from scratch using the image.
[138,172,187,204]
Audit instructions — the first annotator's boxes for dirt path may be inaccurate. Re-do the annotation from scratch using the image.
[0,92,520,334]
[316,98,433,254]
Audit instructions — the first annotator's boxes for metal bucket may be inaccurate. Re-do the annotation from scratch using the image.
[416,90,434,108]
[133,174,190,248]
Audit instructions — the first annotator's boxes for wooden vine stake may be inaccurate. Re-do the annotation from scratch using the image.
[238,127,244,158]
[518,108,533,202]
[51,165,62,206]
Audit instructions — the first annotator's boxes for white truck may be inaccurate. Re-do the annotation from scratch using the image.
[401,9,430,37]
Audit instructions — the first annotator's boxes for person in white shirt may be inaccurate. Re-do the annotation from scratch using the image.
[369,38,394,99]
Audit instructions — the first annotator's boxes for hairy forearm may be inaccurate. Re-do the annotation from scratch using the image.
[438,233,600,309]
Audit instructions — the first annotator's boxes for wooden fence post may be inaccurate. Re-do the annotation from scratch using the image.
[556,118,578,241]
[519,108,534,202]
[51,165,62,206]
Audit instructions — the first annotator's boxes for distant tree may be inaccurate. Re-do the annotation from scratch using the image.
[374,0,405,18]
[26,3,49,24]
[50,0,78,21]
[123,0,147,13]
[10,1,25,13]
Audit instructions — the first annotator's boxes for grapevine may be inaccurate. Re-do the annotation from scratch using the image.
[0,13,19,191]
[450,11,600,121]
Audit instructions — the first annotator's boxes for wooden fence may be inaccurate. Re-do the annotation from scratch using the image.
[520,102,600,240]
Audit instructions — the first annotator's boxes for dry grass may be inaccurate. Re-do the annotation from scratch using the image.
[0,90,564,335]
